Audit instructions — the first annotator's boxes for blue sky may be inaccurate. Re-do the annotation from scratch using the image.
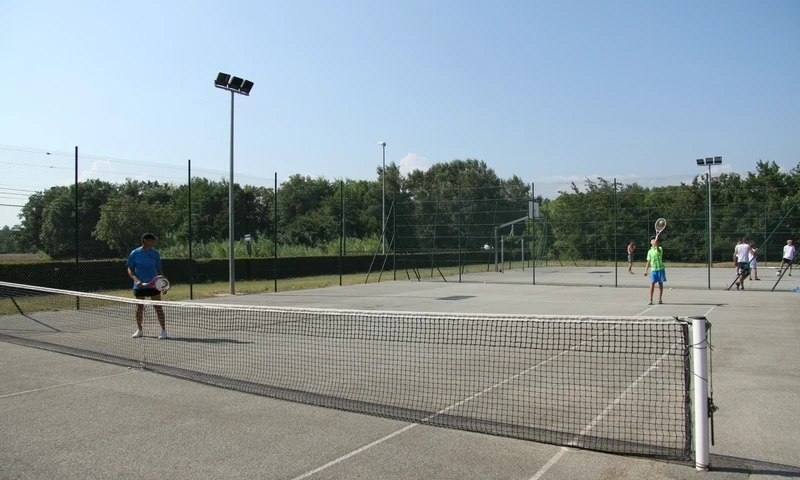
[1,0,798,227]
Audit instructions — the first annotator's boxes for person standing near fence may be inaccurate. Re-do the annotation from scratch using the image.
[733,237,754,290]
[627,240,636,274]
[127,233,168,339]
[778,239,796,277]
[749,241,760,281]
[643,237,665,305]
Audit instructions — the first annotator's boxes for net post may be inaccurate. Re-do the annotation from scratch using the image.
[691,316,711,471]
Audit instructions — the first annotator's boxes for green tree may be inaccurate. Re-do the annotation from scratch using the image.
[93,195,177,257]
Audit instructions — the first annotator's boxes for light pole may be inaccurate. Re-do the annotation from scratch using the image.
[696,156,722,290]
[378,141,386,255]
[215,72,254,295]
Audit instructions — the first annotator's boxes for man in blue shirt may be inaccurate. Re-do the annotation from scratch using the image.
[126,233,167,339]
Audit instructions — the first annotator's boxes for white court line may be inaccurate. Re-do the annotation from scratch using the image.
[526,304,665,480]
[290,323,622,480]
[528,448,568,480]
[0,371,135,399]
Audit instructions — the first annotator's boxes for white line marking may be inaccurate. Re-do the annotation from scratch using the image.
[702,306,715,318]
[290,424,417,480]
[570,351,670,441]
[526,303,669,479]
[635,305,658,316]
[0,371,135,399]
[528,447,568,480]
[290,327,619,480]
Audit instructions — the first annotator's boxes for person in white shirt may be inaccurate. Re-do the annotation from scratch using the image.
[778,239,796,277]
[748,241,760,281]
[733,238,755,290]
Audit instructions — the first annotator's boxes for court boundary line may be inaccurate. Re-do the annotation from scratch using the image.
[290,306,661,480]
[527,305,715,479]
[0,371,135,399]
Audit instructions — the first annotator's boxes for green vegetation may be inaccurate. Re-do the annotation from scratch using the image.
[2,158,799,268]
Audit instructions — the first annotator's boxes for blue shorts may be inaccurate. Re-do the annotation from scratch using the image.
[650,270,666,284]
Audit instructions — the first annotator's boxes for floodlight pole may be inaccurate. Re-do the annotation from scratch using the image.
[696,157,722,291]
[216,72,254,295]
[229,90,235,295]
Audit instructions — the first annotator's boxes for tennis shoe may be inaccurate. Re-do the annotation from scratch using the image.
[648,300,653,305]
[658,300,663,304]
[132,330,143,338]
[158,330,168,340]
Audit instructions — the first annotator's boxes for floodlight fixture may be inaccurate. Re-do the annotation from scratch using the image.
[215,72,231,88]
[214,72,254,96]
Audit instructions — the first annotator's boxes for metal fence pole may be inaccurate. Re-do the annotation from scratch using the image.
[614,178,618,288]
[532,182,536,285]
[457,185,462,283]
[340,180,343,287]
[273,172,278,293]
[188,159,193,300]
[392,198,396,281]
[74,146,80,308]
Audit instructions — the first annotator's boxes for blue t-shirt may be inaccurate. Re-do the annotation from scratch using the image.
[126,247,162,289]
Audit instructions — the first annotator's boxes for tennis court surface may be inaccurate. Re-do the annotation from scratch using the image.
[2,281,799,479]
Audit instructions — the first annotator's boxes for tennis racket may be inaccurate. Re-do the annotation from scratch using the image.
[654,218,667,240]
[142,275,171,292]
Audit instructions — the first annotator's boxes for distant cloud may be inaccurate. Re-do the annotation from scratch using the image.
[398,153,431,177]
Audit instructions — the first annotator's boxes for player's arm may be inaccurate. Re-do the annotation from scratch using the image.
[643,257,651,276]
[127,266,142,286]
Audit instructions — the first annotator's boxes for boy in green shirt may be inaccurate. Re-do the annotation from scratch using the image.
[643,236,666,305]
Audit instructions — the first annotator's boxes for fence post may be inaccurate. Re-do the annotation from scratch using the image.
[188,159,193,300]
[614,178,618,288]
[273,172,278,293]
[764,202,768,265]
[532,182,536,285]
[74,146,80,308]
[339,180,344,287]
[392,197,396,281]
[457,184,461,283]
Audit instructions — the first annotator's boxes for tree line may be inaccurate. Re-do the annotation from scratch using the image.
[2,159,798,264]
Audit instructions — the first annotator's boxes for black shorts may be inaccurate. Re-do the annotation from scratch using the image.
[133,288,160,298]
[783,257,793,264]
[737,262,751,277]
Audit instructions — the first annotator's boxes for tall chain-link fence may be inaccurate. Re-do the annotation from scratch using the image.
[1,145,797,296]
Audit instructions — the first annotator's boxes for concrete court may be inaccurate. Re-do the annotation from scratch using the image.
[1,281,799,480]
[387,264,799,292]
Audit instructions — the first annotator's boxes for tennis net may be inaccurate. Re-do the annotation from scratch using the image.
[0,281,693,460]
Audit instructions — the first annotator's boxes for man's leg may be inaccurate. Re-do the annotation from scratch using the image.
[658,282,663,301]
[151,293,167,333]
[135,304,144,330]
[648,282,655,303]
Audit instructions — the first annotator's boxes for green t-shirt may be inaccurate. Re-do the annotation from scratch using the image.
[647,246,665,271]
